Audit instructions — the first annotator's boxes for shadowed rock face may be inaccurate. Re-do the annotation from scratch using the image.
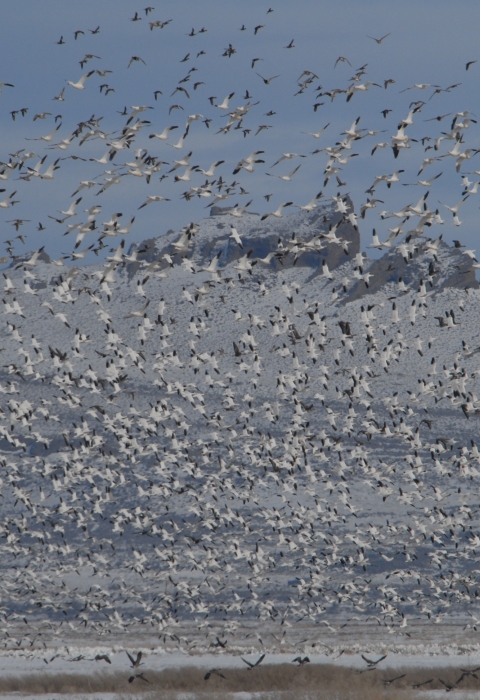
[127,200,360,276]
[124,205,477,299]
[342,238,478,303]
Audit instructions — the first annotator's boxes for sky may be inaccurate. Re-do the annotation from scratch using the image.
[1,0,480,264]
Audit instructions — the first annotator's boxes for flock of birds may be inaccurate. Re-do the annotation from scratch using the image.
[2,3,480,666]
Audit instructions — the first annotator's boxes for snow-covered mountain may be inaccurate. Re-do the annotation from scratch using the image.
[1,203,480,653]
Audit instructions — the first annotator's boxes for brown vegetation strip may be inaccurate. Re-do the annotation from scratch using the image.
[1,663,480,697]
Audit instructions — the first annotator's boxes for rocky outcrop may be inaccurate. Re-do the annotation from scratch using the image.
[342,237,478,303]
[127,200,360,277]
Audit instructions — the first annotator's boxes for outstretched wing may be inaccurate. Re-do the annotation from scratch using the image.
[254,653,266,667]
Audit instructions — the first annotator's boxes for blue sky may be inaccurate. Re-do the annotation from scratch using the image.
[1,0,480,262]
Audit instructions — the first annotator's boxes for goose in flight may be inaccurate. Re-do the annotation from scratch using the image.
[126,651,143,668]
[205,669,226,680]
[233,250,257,274]
[199,160,224,177]
[26,123,62,142]
[170,129,190,150]
[270,153,305,167]
[67,71,95,89]
[128,673,150,684]
[302,123,329,138]
[297,191,323,211]
[95,654,111,664]
[362,654,387,667]
[266,164,301,181]
[229,226,243,248]
[127,56,147,68]
[0,191,18,208]
[138,195,170,209]
[233,150,265,174]
[400,83,439,93]
[174,165,199,182]
[215,92,235,109]
[125,300,150,318]
[241,653,265,669]
[346,81,381,102]
[149,126,178,140]
[256,73,280,85]
[229,200,252,217]
[292,656,310,665]
[367,33,391,44]
[261,202,293,220]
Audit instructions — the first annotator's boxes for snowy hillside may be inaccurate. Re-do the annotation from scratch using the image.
[1,204,480,654]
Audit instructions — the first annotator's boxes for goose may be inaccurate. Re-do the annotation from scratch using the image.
[297,191,323,211]
[168,151,193,172]
[334,56,351,67]
[67,71,95,89]
[270,152,305,167]
[404,172,442,187]
[186,113,204,126]
[342,116,362,137]
[138,195,170,209]
[215,92,235,109]
[127,56,147,68]
[0,191,18,208]
[128,674,150,684]
[367,33,390,44]
[255,252,278,265]
[229,226,243,248]
[241,653,265,669]
[438,195,469,217]
[400,83,439,93]
[256,73,280,85]
[202,251,222,275]
[26,123,62,142]
[199,160,224,177]
[39,158,61,180]
[170,128,190,149]
[346,81,381,102]
[302,123,330,138]
[321,260,333,279]
[361,654,387,667]
[58,198,82,218]
[89,150,114,164]
[125,651,143,668]
[368,229,390,249]
[233,250,257,273]
[204,669,226,680]
[174,165,199,182]
[21,155,46,179]
[267,164,301,181]
[233,158,264,174]
[229,200,252,217]
[149,125,178,140]
[261,202,293,220]
[292,656,310,665]
[385,170,405,187]
[125,300,150,319]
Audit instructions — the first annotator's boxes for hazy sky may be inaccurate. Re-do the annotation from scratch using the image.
[1,0,480,262]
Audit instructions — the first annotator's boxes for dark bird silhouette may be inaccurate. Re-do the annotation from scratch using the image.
[126,651,143,668]
[241,653,265,669]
